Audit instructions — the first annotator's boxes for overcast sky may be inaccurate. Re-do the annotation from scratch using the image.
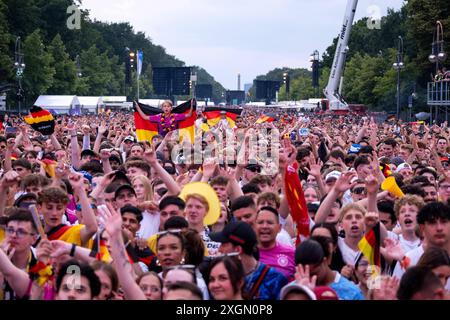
[81,0,405,90]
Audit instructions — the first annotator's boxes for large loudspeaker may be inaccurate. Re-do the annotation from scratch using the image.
[226,90,245,105]
[196,84,213,99]
[254,80,282,100]
[152,67,191,96]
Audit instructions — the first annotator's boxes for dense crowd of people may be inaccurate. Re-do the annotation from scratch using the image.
[0,100,449,301]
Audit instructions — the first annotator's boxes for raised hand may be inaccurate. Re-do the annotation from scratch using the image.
[100,148,112,160]
[364,211,379,230]
[202,158,217,178]
[97,203,122,237]
[0,171,21,189]
[371,276,399,300]
[381,238,405,262]
[305,157,322,177]
[98,122,107,135]
[333,171,357,193]
[55,162,70,180]
[294,264,317,290]
[143,148,157,166]
[68,172,85,192]
[365,174,379,194]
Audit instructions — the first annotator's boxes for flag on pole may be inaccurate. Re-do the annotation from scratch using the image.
[358,222,381,268]
[137,50,143,78]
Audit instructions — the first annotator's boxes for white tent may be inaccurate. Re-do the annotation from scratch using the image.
[78,96,104,114]
[34,95,81,115]
[102,96,127,110]
[138,99,165,107]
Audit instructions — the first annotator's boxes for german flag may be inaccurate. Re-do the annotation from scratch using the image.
[134,99,197,144]
[46,224,84,246]
[358,222,381,268]
[203,107,243,129]
[24,106,55,135]
[41,159,56,178]
[284,162,310,245]
[255,112,277,124]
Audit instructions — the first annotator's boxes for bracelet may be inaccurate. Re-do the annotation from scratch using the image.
[70,243,77,257]
[71,134,77,138]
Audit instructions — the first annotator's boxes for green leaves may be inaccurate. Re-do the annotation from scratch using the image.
[22,29,55,98]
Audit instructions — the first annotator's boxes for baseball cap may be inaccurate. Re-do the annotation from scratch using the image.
[313,286,339,300]
[280,283,316,300]
[124,136,135,143]
[348,144,361,154]
[395,162,412,173]
[209,221,257,253]
[325,170,341,182]
[14,193,38,208]
[114,184,136,199]
[79,170,93,184]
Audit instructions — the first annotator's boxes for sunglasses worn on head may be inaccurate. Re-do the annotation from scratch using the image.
[156,229,182,238]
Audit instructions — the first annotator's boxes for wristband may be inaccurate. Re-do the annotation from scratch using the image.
[70,243,77,257]
[71,134,77,138]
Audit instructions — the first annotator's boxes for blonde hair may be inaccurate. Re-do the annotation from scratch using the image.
[161,100,173,108]
[132,175,153,202]
[339,203,367,222]
[394,194,425,218]
[185,194,209,211]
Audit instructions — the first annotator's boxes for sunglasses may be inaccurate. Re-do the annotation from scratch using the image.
[352,187,366,195]
[156,229,182,238]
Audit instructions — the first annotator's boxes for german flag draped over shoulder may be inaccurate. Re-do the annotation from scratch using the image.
[203,107,242,129]
[24,106,55,135]
[358,222,381,268]
[134,99,197,143]
[284,162,310,245]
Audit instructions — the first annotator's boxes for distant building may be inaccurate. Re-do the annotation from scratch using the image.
[244,83,252,95]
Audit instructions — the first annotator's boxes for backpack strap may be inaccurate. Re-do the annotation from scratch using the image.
[249,265,270,299]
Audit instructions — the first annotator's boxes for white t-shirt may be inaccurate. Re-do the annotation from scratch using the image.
[276,229,294,247]
[138,210,160,239]
[388,232,421,254]
[393,245,450,291]
[338,237,360,266]
[392,245,424,280]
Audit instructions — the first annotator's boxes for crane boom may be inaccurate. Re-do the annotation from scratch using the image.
[324,0,358,111]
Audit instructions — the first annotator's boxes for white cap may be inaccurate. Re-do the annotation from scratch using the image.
[325,170,342,182]
[280,283,317,300]
[124,135,135,142]
[395,162,412,173]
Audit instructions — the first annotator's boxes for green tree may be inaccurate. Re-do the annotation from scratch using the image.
[0,0,12,82]
[22,29,55,100]
[76,45,116,96]
[405,0,450,86]
[47,34,77,94]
